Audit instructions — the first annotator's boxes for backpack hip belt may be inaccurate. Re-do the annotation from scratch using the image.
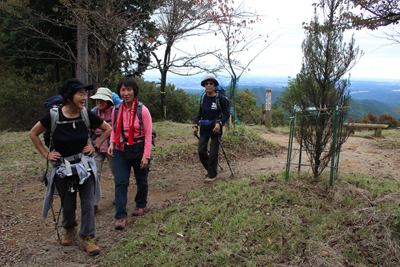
[52,153,92,176]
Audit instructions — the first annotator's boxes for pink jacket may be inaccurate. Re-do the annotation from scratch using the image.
[110,102,152,159]
[92,106,113,153]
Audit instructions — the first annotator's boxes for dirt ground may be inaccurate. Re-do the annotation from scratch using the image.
[1,130,399,266]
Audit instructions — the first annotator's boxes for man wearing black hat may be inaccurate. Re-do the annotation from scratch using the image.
[193,75,230,182]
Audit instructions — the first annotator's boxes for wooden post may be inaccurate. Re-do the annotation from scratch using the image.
[265,89,272,129]
[374,128,382,137]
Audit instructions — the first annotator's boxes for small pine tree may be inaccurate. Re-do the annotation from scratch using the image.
[279,0,363,178]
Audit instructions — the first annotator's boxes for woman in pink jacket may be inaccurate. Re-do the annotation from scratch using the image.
[108,77,152,230]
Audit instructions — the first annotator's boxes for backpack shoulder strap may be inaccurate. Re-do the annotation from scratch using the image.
[137,102,143,135]
[200,92,206,108]
[114,104,121,133]
[137,102,143,124]
[80,108,91,132]
[215,90,224,118]
[49,107,60,149]
[215,90,221,109]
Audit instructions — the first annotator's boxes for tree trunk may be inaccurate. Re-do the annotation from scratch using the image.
[77,21,89,84]
[99,47,105,86]
[160,69,167,120]
[52,60,60,84]
[77,20,89,107]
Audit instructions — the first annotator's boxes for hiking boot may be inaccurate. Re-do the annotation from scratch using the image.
[80,236,100,256]
[115,218,127,230]
[61,227,76,246]
[132,207,146,216]
[204,175,218,183]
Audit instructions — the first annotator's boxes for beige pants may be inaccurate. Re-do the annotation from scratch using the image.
[93,151,115,181]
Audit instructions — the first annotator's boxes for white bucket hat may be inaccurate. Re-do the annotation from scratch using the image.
[201,75,219,87]
[90,87,114,104]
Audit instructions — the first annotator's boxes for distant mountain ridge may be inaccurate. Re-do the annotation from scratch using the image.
[147,75,400,102]
[348,99,400,119]
[145,75,400,118]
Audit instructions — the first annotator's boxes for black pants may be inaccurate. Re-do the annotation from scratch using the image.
[54,174,95,238]
[198,135,220,178]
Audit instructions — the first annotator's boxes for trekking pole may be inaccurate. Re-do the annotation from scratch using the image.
[51,204,62,241]
[41,165,62,241]
[194,132,223,171]
[217,137,234,177]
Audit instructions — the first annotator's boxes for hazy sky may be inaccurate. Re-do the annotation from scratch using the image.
[243,0,399,80]
[145,0,400,81]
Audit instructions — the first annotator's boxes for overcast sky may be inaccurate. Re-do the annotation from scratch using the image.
[145,0,400,81]
[244,0,399,80]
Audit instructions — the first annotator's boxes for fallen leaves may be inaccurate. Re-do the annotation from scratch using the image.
[321,251,330,257]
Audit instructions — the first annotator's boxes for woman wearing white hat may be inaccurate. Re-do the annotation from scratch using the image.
[90,87,117,211]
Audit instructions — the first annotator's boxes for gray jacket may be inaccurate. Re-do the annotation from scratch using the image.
[41,155,101,218]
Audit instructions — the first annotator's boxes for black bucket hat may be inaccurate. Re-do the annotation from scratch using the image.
[59,78,94,97]
[201,75,219,87]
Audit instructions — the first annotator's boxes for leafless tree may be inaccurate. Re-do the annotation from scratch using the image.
[211,0,274,118]
[344,0,400,44]
[150,0,222,119]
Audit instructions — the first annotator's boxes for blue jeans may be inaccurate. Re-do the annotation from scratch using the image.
[114,149,149,219]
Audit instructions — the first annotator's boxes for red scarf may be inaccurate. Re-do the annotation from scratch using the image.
[115,99,138,145]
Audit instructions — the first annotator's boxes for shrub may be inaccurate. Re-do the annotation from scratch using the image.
[137,78,195,123]
[0,63,58,131]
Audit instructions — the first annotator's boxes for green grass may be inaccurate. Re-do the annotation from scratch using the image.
[250,124,292,136]
[3,123,400,265]
[0,130,44,192]
[352,128,400,139]
[151,126,281,166]
[103,173,400,266]
[153,120,192,139]
[375,140,400,149]
[381,129,400,139]
[267,125,291,135]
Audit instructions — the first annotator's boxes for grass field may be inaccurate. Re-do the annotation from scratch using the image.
[2,125,400,266]
[102,171,400,266]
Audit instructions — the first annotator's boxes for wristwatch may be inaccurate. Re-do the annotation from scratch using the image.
[91,142,99,152]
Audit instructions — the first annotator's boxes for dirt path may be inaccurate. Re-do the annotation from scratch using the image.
[1,131,399,266]
[263,132,400,181]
